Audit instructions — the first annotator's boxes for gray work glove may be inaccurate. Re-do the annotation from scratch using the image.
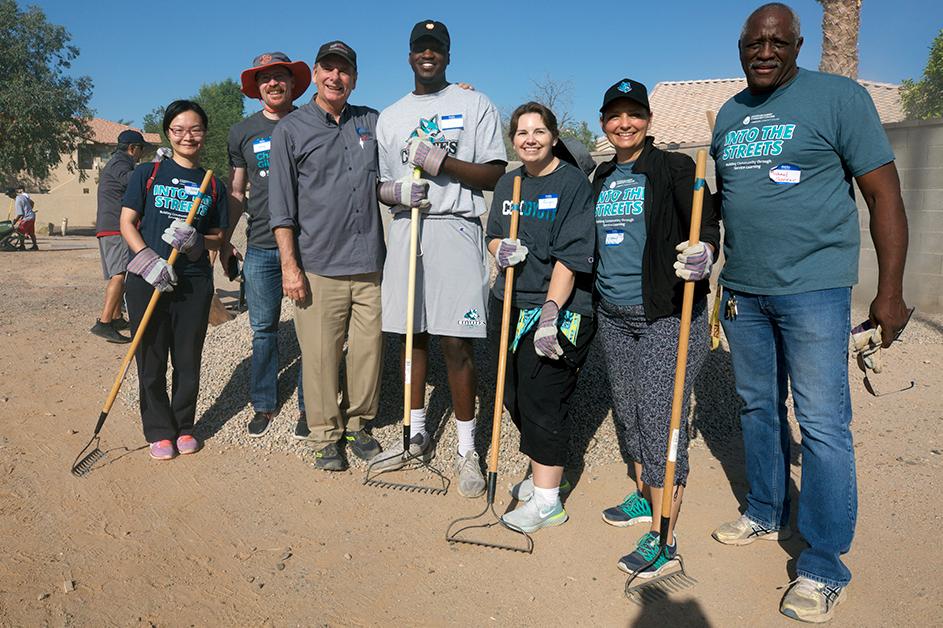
[128,247,177,292]
[495,238,528,269]
[161,219,204,261]
[378,175,431,212]
[673,240,713,281]
[533,300,563,360]
[155,147,173,162]
[406,136,447,177]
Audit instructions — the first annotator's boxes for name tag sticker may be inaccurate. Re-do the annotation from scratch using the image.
[253,137,271,153]
[537,194,558,210]
[182,181,200,196]
[769,163,801,184]
[440,114,464,130]
[605,230,624,246]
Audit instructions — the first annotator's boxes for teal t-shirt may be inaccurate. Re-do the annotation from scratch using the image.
[710,68,894,295]
[594,162,647,305]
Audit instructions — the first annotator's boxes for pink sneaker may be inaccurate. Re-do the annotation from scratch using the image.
[176,435,201,455]
[149,440,175,460]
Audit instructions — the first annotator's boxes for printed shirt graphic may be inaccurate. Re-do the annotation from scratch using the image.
[122,160,228,277]
[710,68,894,295]
[594,162,647,305]
[376,84,507,218]
[228,111,279,249]
[486,163,595,315]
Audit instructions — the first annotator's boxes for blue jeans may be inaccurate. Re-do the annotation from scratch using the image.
[243,246,304,414]
[721,287,856,587]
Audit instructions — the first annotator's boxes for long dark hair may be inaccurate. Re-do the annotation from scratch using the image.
[162,100,209,135]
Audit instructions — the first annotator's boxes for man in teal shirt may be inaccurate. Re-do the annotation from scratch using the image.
[709,3,910,623]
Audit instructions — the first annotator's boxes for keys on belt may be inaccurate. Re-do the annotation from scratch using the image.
[725,294,738,320]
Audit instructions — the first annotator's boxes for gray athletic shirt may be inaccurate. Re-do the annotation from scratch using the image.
[376,84,507,217]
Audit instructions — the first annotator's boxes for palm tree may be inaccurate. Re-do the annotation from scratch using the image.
[818,0,861,78]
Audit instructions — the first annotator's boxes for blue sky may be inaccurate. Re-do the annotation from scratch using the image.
[28,0,943,129]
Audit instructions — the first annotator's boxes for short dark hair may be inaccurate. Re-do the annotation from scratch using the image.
[162,100,209,135]
[508,101,560,140]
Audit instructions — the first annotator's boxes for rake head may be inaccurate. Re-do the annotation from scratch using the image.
[71,435,105,477]
[445,472,533,553]
[363,448,450,495]
[624,553,696,604]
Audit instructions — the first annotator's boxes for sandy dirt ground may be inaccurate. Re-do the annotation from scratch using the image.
[1,237,941,627]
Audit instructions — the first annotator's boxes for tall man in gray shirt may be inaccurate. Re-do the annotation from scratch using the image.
[269,41,385,471]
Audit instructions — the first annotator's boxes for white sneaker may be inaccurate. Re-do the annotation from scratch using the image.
[780,577,847,623]
[368,432,431,472]
[712,514,792,545]
[501,498,568,533]
[454,451,485,498]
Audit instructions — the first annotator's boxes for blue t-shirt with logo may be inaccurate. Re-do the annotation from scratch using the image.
[594,162,647,305]
[710,68,894,295]
[122,159,228,277]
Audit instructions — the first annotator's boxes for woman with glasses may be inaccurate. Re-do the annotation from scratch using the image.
[120,100,229,460]
[486,102,596,533]
[591,79,719,577]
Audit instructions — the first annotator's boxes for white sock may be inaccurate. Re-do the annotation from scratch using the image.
[455,418,476,457]
[409,408,426,439]
[532,485,559,509]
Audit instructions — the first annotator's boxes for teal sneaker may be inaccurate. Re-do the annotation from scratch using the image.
[501,498,568,533]
[602,491,653,527]
[617,531,677,577]
[509,473,572,502]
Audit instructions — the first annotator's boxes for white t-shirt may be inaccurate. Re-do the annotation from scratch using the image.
[376,83,507,218]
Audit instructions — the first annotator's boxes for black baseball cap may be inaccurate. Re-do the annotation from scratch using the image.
[410,20,450,51]
[315,40,357,71]
[117,129,148,146]
[600,78,650,113]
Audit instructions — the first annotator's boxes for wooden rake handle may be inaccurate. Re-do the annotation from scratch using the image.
[96,169,215,430]
[402,168,422,443]
[659,150,707,520]
[487,176,522,474]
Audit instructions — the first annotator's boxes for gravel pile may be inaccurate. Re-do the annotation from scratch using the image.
[122,290,941,477]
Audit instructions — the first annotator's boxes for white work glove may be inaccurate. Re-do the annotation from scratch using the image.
[495,238,528,269]
[161,219,205,261]
[533,300,563,360]
[378,175,431,212]
[852,324,884,373]
[406,135,447,177]
[155,147,173,162]
[127,247,177,292]
[674,240,713,281]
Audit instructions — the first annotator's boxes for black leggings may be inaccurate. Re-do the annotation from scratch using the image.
[125,272,213,442]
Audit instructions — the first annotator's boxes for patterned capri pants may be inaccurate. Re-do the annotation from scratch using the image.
[596,298,708,487]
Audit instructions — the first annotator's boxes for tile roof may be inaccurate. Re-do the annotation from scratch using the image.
[595,77,904,152]
[85,118,162,145]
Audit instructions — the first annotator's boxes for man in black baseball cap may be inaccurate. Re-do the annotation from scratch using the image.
[315,40,357,71]
[599,78,650,114]
[91,127,150,342]
[409,20,450,51]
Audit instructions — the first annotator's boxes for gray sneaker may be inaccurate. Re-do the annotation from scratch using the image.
[313,442,346,471]
[345,430,382,460]
[501,498,568,533]
[780,577,847,623]
[712,514,792,545]
[454,451,485,498]
[368,432,430,472]
[509,473,572,502]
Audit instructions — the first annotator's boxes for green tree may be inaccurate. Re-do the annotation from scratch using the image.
[142,105,167,145]
[193,79,244,177]
[901,29,943,120]
[0,0,93,186]
[560,121,597,153]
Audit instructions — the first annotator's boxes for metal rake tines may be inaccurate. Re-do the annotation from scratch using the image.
[363,477,448,494]
[624,556,696,603]
[71,441,105,477]
[445,505,534,554]
[362,451,450,495]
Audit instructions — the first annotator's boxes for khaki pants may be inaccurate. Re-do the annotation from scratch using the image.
[294,271,382,446]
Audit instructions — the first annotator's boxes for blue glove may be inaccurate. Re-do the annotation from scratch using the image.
[533,300,563,360]
[674,241,713,281]
[161,219,204,261]
[128,247,177,292]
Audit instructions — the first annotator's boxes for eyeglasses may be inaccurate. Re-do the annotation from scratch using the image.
[168,127,206,139]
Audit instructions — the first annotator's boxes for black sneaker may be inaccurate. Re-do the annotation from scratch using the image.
[293,413,310,440]
[247,411,274,438]
[345,430,381,460]
[90,320,131,344]
[314,442,347,471]
[111,316,129,331]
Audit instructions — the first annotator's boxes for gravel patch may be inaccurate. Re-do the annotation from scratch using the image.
[122,289,940,478]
